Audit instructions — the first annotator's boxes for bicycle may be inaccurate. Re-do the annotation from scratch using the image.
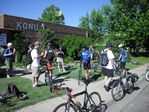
[44,61,54,92]
[78,61,82,85]
[111,62,139,101]
[91,60,101,73]
[53,80,107,112]
[145,66,149,81]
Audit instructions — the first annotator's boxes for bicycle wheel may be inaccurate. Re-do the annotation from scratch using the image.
[53,103,77,112]
[45,72,50,85]
[111,80,125,101]
[146,71,149,81]
[86,92,102,112]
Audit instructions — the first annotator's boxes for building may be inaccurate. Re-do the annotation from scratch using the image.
[0,14,90,46]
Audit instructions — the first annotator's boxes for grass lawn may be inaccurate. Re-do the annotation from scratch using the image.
[0,56,148,112]
[0,77,59,112]
[53,56,149,80]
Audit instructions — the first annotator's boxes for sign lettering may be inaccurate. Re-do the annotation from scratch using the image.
[16,22,39,31]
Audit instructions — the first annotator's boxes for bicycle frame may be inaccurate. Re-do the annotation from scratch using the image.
[64,83,98,112]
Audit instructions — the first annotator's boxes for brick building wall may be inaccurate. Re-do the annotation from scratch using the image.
[0,14,91,41]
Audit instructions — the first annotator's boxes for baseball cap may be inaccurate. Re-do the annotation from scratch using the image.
[34,41,41,46]
[7,42,12,47]
[118,44,124,48]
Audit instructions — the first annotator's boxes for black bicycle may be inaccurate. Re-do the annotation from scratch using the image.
[53,80,107,112]
[78,61,82,85]
[111,63,139,101]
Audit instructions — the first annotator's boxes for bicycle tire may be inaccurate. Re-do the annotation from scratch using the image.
[111,80,125,101]
[146,71,149,81]
[86,92,102,112]
[45,73,50,85]
[53,103,77,112]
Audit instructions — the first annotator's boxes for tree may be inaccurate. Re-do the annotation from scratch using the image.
[108,0,149,54]
[78,13,90,30]
[12,33,26,63]
[40,28,55,51]
[79,9,105,39]
[39,5,65,24]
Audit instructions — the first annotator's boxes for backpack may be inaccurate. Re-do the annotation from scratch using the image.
[27,50,32,64]
[7,83,28,100]
[7,83,21,97]
[100,50,109,66]
[47,49,55,61]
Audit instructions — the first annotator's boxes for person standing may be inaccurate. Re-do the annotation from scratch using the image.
[31,41,44,87]
[4,42,16,78]
[44,43,55,77]
[26,44,34,72]
[118,44,127,76]
[101,41,115,91]
[81,45,91,80]
[57,46,65,73]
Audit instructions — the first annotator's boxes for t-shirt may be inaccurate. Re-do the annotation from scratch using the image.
[120,49,127,62]
[81,50,90,63]
[4,48,13,61]
[104,48,115,69]
[57,50,64,58]
[31,48,40,67]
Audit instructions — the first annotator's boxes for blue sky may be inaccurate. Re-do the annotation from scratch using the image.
[0,0,111,27]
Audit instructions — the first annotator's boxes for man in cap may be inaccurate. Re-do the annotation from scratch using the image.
[4,42,16,78]
[101,41,115,91]
[31,41,44,87]
[118,44,127,76]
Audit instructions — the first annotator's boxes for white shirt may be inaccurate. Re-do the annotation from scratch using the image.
[104,48,115,69]
[31,48,40,67]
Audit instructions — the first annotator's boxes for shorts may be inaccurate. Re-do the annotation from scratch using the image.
[57,57,63,63]
[31,66,40,77]
[83,61,91,70]
[5,60,13,70]
[102,67,114,77]
[120,62,126,70]
[47,60,52,70]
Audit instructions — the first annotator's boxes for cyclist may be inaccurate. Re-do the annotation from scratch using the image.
[118,44,127,76]
[44,43,55,77]
[81,45,91,80]
[101,41,115,91]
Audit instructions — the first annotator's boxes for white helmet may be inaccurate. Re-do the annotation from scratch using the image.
[7,42,12,47]
[118,44,124,48]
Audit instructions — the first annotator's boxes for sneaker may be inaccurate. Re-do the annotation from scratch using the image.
[7,75,10,78]
[35,82,38,86]
[32,84,36,87]
[104,85,109,92]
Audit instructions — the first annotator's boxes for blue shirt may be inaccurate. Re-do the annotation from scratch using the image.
[81,50,90,62]
[4,48,13,61]
[120,49,127,62]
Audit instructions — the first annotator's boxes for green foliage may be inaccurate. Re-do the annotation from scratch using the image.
[78,13,90,30]
[108,0,149,53]
[58,35,92,58]
[39,5,65,24]
[40,28,55,51]
[12,33,26,63]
